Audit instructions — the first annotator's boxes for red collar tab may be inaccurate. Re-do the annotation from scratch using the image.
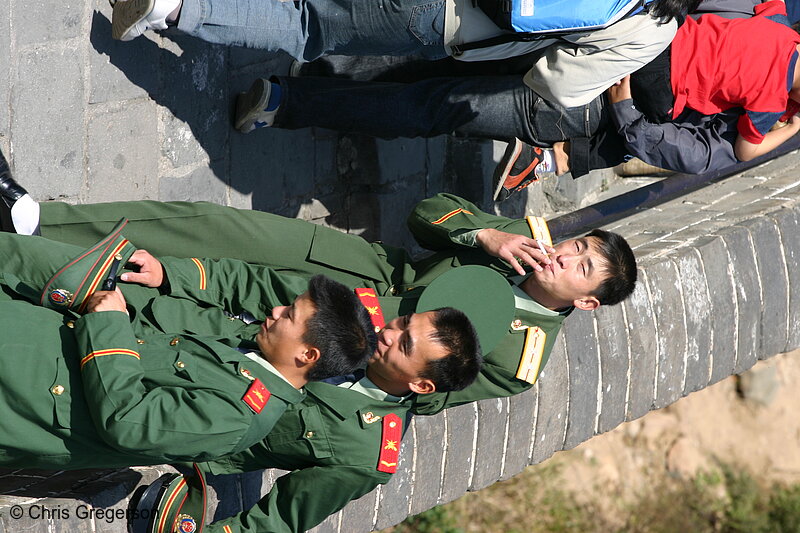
[355,288,386,333]
[242,378,271,414]
[377,413,402,474]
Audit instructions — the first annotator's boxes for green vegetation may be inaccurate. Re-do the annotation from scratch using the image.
[388,463,800,533]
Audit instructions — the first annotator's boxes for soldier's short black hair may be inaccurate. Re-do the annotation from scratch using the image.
[303,275,377,381]
[648,0,700,21]
[419,307,482,392]
[586,229,637,306]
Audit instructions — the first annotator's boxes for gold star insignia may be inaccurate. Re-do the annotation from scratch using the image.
[384,440,398,451]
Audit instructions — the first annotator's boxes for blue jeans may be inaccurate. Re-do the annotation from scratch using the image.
[177,0,449,61]
[273,75,624,177]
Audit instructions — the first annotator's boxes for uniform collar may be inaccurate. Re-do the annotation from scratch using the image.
[509,274,572,316]
[305,381,409,419]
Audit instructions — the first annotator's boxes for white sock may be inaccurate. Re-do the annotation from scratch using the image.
[539,149,555,173]
[10,194,41,235]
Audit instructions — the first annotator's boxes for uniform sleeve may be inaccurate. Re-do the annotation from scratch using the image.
[610,99,739,174]
[74,311,261,461]
[407,193,533,251]
[158,257,309,319]
[522,14,677,108]
[206,465,390,533]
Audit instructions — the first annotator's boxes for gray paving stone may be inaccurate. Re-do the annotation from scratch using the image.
[646,258,687,408]
[530,335,568,464]
[499,386,537,480]
[0,505,51,532]
[408,415,446,515]
[375,181,432,250]
[623,269,658,421]
[709,189,783,217]
[374,425,414,530]
[719,227,760,374]
[682,177,761,206]
[714,198,793,224]
[375,137,429,185]
[741,217,788,359]
[0,0,9,139]
[770,208,800,352]
[694,236,737,384]
[87,8,152,104]
[439,403,477,504]
[632,240,682,259]
[15,0,83,47]
[338,486,378,533]
[595,303,630,434]
[160,36,229,167]
[229,126,324,214]
[13,45,84,200]
[563,310,599,448]
[752,172,800,191]
[470,398,509,491]
[159,166,228,203]
[86,100,159,203]
[672,248,712,395]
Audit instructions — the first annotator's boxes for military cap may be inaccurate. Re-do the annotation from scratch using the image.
[129,464,207,533]
[416,265,514,354]
[40,218,136,313]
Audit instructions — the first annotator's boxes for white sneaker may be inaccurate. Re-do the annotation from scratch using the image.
[112,0,180,41]
[235,79,280,134]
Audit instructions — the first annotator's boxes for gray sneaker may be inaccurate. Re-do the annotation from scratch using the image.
[235,79,280,134]
[112,0,179,41]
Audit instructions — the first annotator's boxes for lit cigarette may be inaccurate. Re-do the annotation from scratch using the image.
[536,239,549,257]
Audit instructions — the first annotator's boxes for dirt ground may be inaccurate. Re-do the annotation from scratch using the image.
[465,348,800,532]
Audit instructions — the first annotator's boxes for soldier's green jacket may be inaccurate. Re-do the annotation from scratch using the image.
[39,193,570,416]
[198,382,411,533]
[0,233,305,469]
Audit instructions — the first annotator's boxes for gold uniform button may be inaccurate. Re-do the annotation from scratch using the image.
[374,325,381,333]
[136,339,145,345]
[228,316,236,321]
[51,385,65,396]
[176,361,186,369]
[389,286,398,296]
[305,431,314,439]
[240,368,255,381]
[65,320,75,329]
[169,338,180,346]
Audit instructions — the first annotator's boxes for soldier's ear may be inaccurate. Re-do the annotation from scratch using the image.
[573,295,600,311]
[300,347,321,366]
[408,378,436,395]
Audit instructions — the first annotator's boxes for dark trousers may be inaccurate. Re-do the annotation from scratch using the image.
[274,75,627,177]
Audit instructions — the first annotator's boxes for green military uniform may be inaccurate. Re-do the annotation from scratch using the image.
[38,193,570,415]
[196,379,410,533]
[0,232,305,469]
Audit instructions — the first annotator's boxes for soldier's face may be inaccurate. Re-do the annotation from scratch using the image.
[256,292,317,364]
[528,236,607,309]
[368,311,447,393]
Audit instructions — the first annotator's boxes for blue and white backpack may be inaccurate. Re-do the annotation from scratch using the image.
[453,0,655,53]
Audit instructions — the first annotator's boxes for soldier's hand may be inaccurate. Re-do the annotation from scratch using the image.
[86,288,128,314]
[120,249,164,287]
[476,228,554,275]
